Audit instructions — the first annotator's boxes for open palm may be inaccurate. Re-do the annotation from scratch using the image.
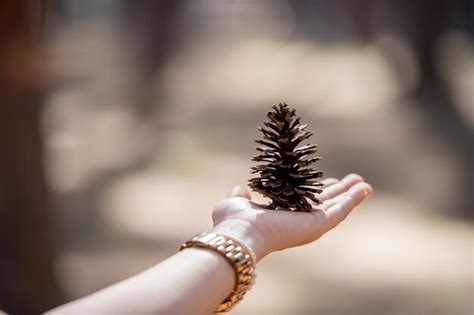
[212,174,373,260]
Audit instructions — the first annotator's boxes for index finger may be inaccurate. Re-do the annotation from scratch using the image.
[325,182,373,229]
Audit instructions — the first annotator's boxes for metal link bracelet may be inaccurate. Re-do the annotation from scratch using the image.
[180,232,257,313]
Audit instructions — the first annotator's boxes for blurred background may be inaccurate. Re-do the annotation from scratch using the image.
[1,0,473,314]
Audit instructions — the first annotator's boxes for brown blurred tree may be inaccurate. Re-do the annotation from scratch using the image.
[412,0,474,220]
[124,0,182,116]
[0,1,64,313]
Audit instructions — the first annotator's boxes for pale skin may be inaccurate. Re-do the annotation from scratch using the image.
[49,174,373,315]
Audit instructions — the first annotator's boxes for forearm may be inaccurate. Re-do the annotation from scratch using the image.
[50,248,233,315]
[49,220,264,315]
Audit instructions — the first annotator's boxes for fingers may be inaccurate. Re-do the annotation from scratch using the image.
[325,182,373,229]
[227,185,252,199]
[325,181,374,208]
[318,181,364,210]
[316,174,364,202]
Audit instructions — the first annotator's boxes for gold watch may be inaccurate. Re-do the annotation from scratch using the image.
[180,232,257,313]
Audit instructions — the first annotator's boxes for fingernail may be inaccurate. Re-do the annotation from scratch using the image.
[350,183,373,198]
[227,186,241,197]
[232,186,242,195]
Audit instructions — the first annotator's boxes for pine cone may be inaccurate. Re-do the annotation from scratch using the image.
[248,102,323,212]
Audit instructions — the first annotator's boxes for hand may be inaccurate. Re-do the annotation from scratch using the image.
[210,174,373,261]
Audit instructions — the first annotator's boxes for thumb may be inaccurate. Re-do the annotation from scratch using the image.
[227,185,252,199]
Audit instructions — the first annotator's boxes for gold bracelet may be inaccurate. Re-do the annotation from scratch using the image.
[180,232,257,313]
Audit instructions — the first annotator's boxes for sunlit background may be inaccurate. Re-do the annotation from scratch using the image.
[1,1,473,314]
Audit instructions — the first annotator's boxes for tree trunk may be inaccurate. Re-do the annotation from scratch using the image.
[0,1,64,313]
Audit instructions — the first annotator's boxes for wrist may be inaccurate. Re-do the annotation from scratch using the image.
[210,219,268,262]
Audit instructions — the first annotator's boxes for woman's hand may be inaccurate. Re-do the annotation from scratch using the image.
[210,174,373,261]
